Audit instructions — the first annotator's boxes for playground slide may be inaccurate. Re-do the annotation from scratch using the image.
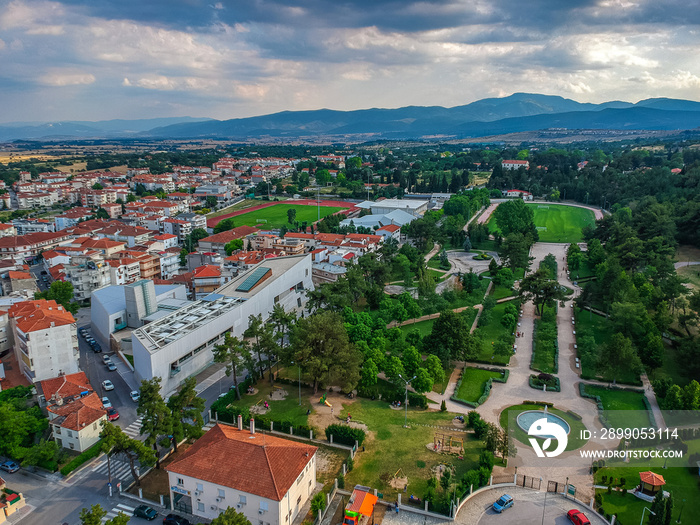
[324,399,332,408]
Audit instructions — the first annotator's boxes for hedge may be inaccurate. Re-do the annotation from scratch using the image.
[357,381,428,409]
[60,440,103,476]
[325,424,366,447]
[530,307,558,374]
[528,374,561,392]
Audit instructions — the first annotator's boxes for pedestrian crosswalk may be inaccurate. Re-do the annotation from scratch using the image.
[102,503,135,523]
[123,416,143,439]
[92,457,136,484]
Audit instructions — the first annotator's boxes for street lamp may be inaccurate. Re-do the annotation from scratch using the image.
[397,374,416,428]
[540,477,547,525]
[641,507,655,525]
[677,498,686,523]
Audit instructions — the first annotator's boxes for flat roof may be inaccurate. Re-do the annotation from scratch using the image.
[134,255,309,352]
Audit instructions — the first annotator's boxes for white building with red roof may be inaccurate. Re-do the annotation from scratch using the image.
[502,160,530,170]
[9,299,79,383]
[40,372,107,452]
[504,189,533,200]
[165,421,317,524]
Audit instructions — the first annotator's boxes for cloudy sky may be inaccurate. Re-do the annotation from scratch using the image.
[1,0,699,123]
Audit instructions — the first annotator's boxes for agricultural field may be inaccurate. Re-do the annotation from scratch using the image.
[232,203,346,228]
[488,203,595,243]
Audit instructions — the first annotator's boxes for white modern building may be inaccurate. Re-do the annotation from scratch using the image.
[355,198,428,217]
[132,254,313,395]
[90,281,189,349]
[165,421,317,524]
[9,299,79,383]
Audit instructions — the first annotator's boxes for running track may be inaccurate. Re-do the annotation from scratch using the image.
[207,199,354,227]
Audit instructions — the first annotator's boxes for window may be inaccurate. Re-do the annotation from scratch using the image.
[239,495,246,505]
[54,426,61,435]
[297,496,302,505]
[196,483,203,492]
[197,502,205,512]
[259,501,268,512]
[93,422,98,430]
[218,489,225,499]
[177,478,184,486]
[297,298,302,307]
[69,443,75,450]
[66,430,73,438]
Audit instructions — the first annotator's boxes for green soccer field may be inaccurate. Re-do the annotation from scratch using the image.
[233,203,346,228]
[527,204,596,243]
[487,203,595,243]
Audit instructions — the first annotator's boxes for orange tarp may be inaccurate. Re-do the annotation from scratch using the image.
[347,489,378,517]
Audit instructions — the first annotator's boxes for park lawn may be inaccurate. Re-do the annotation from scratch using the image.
[595,452,700,524]
[217,375,315,428]
[490,283,516,300]
[582,385,653,429]
[474,300,517,365]
[527,203,596,243]
[432,363,455,395]
[231,203,346,228]
[342,398,483,500]
[652,344,690,387]
[427,255,442,269]
[455,367,502,403]
[570,258,596,281]
[470,239,498,252]
[531,312,557,374]
[427,268,449,282]
[499,403,588,452]
[399,318,436,338]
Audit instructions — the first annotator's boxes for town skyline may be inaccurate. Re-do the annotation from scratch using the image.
[1,0,699,123]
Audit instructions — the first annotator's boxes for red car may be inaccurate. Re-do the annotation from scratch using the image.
[107,408,120,421]
[567,509,591,525]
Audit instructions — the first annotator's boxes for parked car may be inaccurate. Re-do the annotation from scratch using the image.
[91,344,102,353]
[102,355,112,364]
[567,510,591,525]
[107,363,117,372]
[133,504,158,520]
[163,514,191,525]
[107,408,120,421]
[102,380,114,391]
[101,396,112,408]
[130,390,140,402]
[0,460,19,473]
[492,494,514,513]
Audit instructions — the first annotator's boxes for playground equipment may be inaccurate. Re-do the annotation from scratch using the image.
[320,392,332,408]
[433,432,464,454]
[343,486,378,525]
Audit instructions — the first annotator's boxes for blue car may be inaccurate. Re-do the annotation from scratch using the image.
[492,494,514,513]
[0,460,20,473]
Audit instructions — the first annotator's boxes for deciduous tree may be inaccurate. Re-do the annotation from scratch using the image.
[167,377,205,452]
[137,377,172,467]
[213,333,251,400]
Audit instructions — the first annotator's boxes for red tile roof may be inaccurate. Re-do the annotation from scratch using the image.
[9,299,75,333]
[166,424,316,501]
[200,226,259,244]
[193,265,221,278]
[377,224,400,233]
[47,391,106,431]
[8,271,32,280]
[41,372,93,400]
[639,471,665,486]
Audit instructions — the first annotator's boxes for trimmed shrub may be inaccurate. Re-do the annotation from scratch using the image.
[325,424,366,447]
[60,440,103,476]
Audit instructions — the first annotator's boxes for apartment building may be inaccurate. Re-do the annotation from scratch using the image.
[9,299,79,383]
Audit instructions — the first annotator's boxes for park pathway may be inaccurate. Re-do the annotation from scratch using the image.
[674,260,700,269]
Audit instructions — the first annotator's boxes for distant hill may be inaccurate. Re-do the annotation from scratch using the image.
[2,93,700,142]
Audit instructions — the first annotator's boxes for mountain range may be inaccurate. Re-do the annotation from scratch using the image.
[3,93,700,142]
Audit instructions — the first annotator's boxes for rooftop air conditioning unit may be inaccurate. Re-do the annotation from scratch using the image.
[210,505,218,510]
[259,509,265,515]
[236,504,242,509]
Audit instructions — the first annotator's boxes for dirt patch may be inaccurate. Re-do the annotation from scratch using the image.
[128,442,192,503]
[270,387,288,400]
[307,390,350,431]
[245,388,259,396]
[249,404,270,415]
[389,476,408,490]
[314,447,347,484]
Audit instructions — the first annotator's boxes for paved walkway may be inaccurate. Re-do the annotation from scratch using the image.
[425,242,441,264]
[674,260,700,269]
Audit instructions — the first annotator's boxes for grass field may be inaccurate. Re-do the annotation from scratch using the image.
[474,300,518,365]
[399,318,436,337]
[455,367,503,402]
[583,385,653,429]
[229,203,346,228]
[531,311,558,374]
[342,398,483,499]
[677,264,700,292]
[488,204,595,243]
